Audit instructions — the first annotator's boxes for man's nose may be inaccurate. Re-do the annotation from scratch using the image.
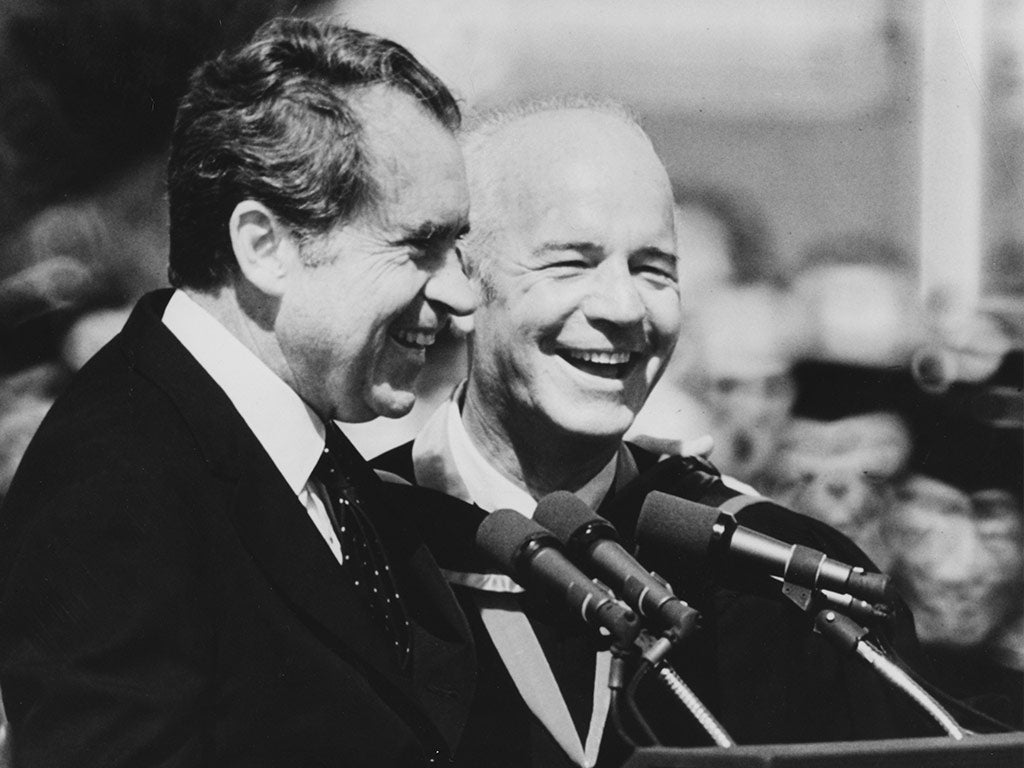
[581,259,645,325]
[423,246,477,317]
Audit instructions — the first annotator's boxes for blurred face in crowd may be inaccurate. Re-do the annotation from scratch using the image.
[276,87,474,422]
[466,110,680,448]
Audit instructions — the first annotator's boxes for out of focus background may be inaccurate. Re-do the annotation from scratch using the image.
[0,0,1021,738]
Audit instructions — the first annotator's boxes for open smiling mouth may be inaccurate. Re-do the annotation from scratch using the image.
[390,329,437,350]
[557,350,642,380]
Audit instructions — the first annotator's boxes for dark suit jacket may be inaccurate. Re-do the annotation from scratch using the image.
[373,441,956,768]
[0,290,476,768]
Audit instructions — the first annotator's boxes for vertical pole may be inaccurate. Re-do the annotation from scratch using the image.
[919,0,985,324]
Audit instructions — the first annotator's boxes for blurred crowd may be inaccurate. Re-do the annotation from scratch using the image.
[631,190,1024,724]
[0,0,1021,738]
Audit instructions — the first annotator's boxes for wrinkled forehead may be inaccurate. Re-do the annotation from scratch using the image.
[497,111,675,247]
[350,85,468,226]
[522,163,674,245]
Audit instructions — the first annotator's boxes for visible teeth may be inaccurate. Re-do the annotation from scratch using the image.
[565,350,632,365]
[393,330,436,348]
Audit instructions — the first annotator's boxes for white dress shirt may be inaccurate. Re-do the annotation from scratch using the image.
[162,289,343,565]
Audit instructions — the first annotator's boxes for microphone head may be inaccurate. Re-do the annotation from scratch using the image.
[847,569,897,606]
[534,491,617,547]
[475,508,556,576]
[637,491,723,563]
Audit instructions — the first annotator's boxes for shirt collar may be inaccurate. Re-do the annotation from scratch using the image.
[444,385,618,515]
[162,289,325,494]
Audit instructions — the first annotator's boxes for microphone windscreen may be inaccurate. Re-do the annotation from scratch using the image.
[475,508,545,573]
[638,491,721,558]
[533,491,595,541]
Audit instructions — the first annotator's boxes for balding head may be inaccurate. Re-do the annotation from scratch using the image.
[460,101,672,290]
[459,101,680,487]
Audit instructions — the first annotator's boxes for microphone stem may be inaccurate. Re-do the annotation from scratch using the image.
[654,663,735,748]
[622,660,662,745]
[608,689,639,748]
[854,639,966,740]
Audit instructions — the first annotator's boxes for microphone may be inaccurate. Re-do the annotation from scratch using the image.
[475,508,640,646]
[638,491,895,606]
[533,491,699,640]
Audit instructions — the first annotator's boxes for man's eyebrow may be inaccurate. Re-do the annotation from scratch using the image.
[634,246,677,261]
[533,240,601,256]
[395,220,469,243]
[532,243,677,262]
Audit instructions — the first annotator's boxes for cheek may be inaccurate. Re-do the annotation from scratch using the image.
[534,289,605,348]
[483,291,560,352]
[644,289,682,350]
[349,278,427,349]
[278,292,334,353]
[469,307,519,382]
[392,268,431,306]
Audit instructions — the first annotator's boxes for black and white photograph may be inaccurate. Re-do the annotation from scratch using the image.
[0,1,1021,766]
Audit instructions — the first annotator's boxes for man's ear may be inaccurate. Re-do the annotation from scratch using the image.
[228,200,298,297]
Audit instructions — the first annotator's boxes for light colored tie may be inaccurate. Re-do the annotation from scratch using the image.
[475,591,611,768]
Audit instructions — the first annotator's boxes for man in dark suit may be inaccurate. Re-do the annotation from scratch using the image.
[372,101,966,767]
[0,18,478,767]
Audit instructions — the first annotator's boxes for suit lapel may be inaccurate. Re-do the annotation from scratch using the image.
[228,447,411,679]
[230,438,479,755]
[117,291,474,753]
[364,481,478,753]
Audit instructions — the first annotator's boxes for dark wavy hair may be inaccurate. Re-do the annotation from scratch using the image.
[167,17,460,290]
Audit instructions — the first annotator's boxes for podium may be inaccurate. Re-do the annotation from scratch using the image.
[621,731,1024,768]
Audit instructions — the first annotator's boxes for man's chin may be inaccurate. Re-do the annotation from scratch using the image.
[330,383,416,424]
[368,383,417,420]
[547,402,638,444]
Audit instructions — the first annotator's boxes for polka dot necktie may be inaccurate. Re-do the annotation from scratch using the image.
[314,423,411,668]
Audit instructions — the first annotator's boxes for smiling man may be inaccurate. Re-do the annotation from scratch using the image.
[374,103,685,768]
[459,104,681,498]
[373,101,944,767]
[0,18,478,768]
